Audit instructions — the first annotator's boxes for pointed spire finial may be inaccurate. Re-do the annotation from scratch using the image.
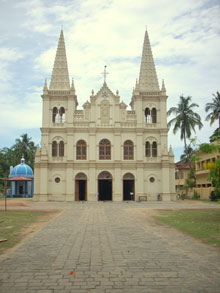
[116,89,119,95]
[91,89,94,95]
[43,78,48,92]
[139,29,160,92]
[169,145,174,156]
[70,78,75,93]
[161,79,166,94]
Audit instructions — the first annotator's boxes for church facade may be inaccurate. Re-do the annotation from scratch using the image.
[34,30,176,202]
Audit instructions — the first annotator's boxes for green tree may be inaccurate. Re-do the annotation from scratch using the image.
[0,147,16,192]
[12,134,36,169]
[209,127,220,142]
[0,134,36,192]
[180,145,194,163]
[167,95,203,155]
[184,167,196,197]
[205,91,220,128]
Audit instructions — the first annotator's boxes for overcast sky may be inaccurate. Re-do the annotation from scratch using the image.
[0,0,219,161]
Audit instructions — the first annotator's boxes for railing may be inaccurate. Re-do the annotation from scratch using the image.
[73,110,84,120]
[127,111,136,120]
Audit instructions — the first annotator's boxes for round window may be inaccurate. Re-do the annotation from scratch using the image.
[149,177,155,183]
[55,177,60,183]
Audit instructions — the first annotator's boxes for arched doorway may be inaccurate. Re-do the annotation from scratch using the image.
[123,173,135,201]
[75,173,87,201]
[98,171,112,201]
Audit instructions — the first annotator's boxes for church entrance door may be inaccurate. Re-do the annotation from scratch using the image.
[75,173,87,201]
[98,171,112,201]
[123,173,135,201]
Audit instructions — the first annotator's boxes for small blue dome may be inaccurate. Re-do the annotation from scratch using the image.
[9,157,34,178]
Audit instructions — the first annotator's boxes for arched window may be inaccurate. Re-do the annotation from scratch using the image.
[145,142,151,157]
[98,171,112,179]
[145,107,151,123]
[52,141,58,157]
[123,173,135,180]
[52,107,58,122]
[76,140,87,160]
[59,107,65,123]
[152,141,157,157]
[75,172,87,180]
[59,141,64,157]
[151,108,157,123]
[99,139,111,160]
[124,140,134,160]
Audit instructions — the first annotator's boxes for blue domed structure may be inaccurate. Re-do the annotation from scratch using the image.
[7,156,34,198]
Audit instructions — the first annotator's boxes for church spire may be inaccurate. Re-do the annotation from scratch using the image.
[139,29,159,92]
[49,30,70,90]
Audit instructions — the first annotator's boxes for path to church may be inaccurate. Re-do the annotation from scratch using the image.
[0,202,220,293]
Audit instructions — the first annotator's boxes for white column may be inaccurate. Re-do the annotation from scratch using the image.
[39,163,48,201]
[66,164,74,201]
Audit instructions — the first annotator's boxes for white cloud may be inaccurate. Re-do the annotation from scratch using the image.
[1,87,42,129]
[0,0,219,160]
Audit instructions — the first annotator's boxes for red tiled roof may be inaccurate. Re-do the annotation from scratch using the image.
[7,177,32,181]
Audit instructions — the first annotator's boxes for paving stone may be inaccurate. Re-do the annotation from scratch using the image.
[0,201,220,292]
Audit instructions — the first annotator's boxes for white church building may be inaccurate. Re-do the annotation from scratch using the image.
[34,29,175,202]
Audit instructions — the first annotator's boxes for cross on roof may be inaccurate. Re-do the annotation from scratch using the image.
[101,65,109,83]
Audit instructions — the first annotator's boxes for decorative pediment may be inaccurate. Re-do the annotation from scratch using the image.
[92,82,117,101]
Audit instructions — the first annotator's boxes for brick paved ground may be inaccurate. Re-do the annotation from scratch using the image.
[0,201,220,292]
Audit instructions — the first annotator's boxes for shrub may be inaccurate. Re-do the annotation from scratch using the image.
[192,191,200,199]
[210,190,220,202]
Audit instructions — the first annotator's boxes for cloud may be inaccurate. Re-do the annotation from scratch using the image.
[0,0,219,160]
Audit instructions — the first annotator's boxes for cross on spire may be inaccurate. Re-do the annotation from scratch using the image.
[101,65,109,83]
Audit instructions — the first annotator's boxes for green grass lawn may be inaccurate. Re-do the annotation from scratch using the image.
[153,209,220,248]
[0,211,49,255]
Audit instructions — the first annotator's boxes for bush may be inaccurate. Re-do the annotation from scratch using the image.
[192,191,200,199]
[210,190,220,202]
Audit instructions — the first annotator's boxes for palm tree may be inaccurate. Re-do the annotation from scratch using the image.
[167,95,203,152]
[205,91,220,128]
[180,145,194,163]
[12,134,36,169]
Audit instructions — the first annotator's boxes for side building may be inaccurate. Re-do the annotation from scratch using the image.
[34,29,175,202]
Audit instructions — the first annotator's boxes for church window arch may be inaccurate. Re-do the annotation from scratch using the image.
[76,140,87,160]
[151,108,157,123]
[53,106,65,123]
[98,171,112,179]
[123,173,135,180]
[99,139,111,160]
[145,107,151,123]
[145,141,151,157]
[152,141,157,157]
[52,107,58,122]
[59,141,64,157]
[75,172,87,180]
[59,107,65,123]
[52,141,58,157]
[124,140,134,160]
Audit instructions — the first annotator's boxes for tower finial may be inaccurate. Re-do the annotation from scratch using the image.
[43,78,48,91]
[21,155,25,164]
[161,79,166,94]
[70,78,75,94]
